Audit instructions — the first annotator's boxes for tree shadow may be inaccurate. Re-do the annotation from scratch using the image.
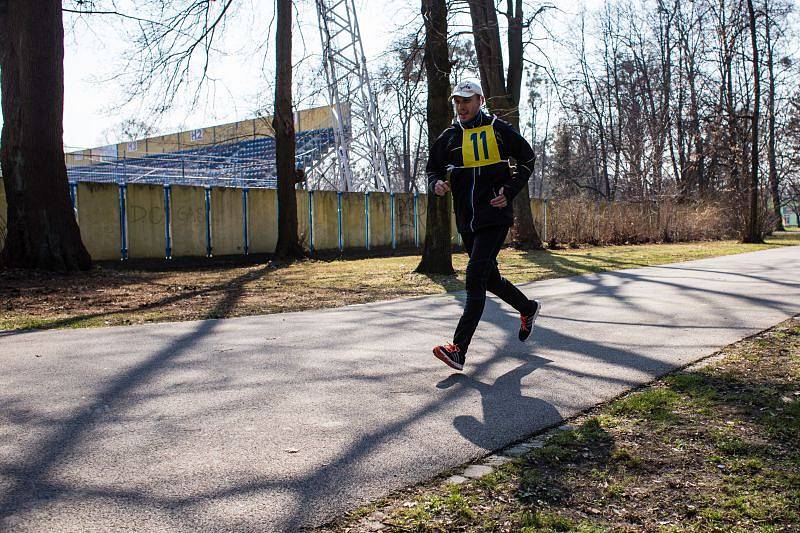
[0,263,264,522]
[0,263,280,336]
[1,247,796,530]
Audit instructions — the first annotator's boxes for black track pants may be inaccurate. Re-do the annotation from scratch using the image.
[452,226,534,353]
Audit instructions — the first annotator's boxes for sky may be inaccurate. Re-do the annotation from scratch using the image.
[4,0,799,150]
[0,0,618,149]
[58,0,425,149]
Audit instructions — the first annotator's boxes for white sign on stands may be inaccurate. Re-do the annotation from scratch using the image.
[127,141,138,152]
[96,144,117,162]
[74,153,84,161]
[191,129,203,141]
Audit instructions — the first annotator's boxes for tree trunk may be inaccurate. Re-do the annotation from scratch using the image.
[416,0,454,275]
[765,3,783,231]
[468,0,542,249]
[744,0,762,243]
[0,0,91,270]
[273,0,305,261]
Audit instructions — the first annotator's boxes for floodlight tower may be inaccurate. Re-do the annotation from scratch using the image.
[315,0,390,192]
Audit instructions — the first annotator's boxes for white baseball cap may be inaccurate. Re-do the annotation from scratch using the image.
[451,78,484,99]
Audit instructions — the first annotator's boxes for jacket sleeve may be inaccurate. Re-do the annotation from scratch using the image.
[499,123,536,201]
[426,129,451,193]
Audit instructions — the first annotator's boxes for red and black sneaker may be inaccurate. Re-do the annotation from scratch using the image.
[433,343,465,371]
[518,299,541,341]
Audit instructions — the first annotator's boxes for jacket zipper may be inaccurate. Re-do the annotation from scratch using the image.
[470,167,476,231]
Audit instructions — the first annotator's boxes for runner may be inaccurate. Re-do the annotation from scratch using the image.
[427,78,540,371]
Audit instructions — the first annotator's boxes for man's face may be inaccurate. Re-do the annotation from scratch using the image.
[453,94,482,122]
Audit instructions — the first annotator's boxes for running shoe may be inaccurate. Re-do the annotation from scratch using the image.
[433,343,465,371]
[519,299,541,341]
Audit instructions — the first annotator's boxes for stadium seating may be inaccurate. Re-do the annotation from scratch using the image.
[67,128,336,188]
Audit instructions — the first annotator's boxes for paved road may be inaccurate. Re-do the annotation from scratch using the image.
[1,246,798,531]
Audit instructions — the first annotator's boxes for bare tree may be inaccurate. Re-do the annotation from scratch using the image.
[465,0,542,249]
[416,0,455,275]
[743,0,762,242]
[0,0,91,270]
[764,0,784,231]
[273,0,305,260]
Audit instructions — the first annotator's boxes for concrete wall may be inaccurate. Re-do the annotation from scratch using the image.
[311,190,340,251]
[127,184,166,259]
[248,188,278,254]
[394,193,418,246]
[76,182,121,261]
[211,187,245,256]
[416,193,428,241]
[340,192,367,249]
[170,185,207,258]
[26,180,546,261]
[368,193,392,248]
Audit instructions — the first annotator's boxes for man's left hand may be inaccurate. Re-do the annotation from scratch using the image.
[490,187,507,208]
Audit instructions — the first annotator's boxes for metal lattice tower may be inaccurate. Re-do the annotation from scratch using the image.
[315,0,389,192]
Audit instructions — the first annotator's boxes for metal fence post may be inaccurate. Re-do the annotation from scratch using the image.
[413,192,419,247]
[164,185,172,259]
[337,191,344,252]
[242,188,249,255]
[308,190,314,253]
[118,184,128,260]
[205,187,212,257]
[365,192,370,251]
[390,192,396,250]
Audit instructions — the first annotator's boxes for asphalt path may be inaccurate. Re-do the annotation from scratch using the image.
[1,246,799,531]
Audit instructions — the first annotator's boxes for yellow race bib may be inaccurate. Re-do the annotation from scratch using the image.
[461,125,501,168]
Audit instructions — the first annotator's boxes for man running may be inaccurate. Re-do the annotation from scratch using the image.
[427,78,540,371]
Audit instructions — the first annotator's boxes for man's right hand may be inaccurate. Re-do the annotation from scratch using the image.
[434,180,451,196]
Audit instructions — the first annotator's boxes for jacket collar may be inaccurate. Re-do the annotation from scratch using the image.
[455,111,492,130]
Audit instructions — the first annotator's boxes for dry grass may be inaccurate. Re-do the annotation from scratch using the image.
[1,232,798,332]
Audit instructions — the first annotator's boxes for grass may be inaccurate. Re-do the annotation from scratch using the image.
[1,232,798,332]
[323,317,800,531]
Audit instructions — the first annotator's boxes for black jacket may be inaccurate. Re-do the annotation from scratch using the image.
[426,112,535,233]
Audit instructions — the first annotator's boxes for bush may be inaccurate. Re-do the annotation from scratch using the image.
[545,197,735,247]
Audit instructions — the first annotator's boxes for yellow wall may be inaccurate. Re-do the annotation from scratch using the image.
[311,190,340,251]
[253,117,275,138]
[44,182,543,261]
[76,182,120,261]
[248,188,278,254]
[368,193,392,248]
[339,191,366,249]
[211,187,245,256]
[416,193,428,240]
[127,184,166,259]
[393,193,417,246]
[214,121,243,145]
[297,106,334,132]
[170,185,207,257]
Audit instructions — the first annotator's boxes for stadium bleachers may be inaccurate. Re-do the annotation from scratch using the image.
[67,128,336,188]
